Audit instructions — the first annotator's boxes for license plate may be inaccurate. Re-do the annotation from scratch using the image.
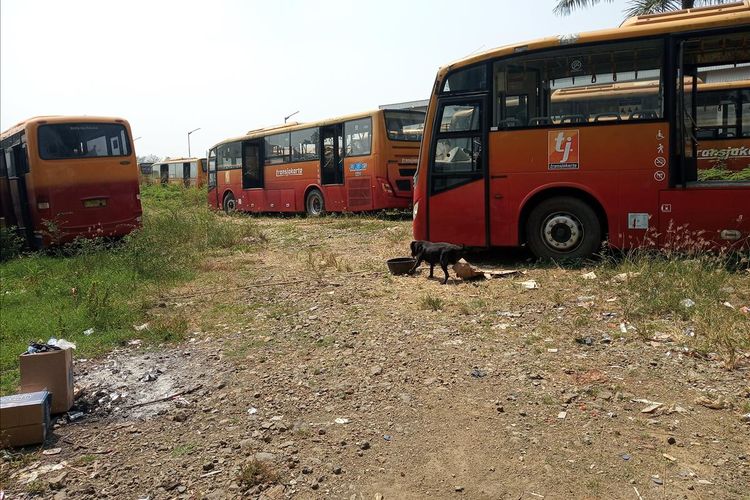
[83,199,107,208]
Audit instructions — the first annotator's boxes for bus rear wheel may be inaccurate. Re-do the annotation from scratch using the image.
[222,192,236,213]
[305,189,325,217]
[525,196,601,261]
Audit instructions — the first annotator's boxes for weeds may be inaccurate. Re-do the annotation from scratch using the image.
[420,294,444,311]
[0,185,265,394]
[238,459,280,487]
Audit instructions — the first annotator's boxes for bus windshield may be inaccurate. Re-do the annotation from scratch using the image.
[38,123,130,160]
[384,110,425,142]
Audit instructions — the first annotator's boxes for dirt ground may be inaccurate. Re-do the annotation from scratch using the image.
[2,216,749,499]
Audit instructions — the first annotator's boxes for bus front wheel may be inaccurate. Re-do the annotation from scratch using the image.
[525,197,601,260]
[305,189,325,217]
[223,192,236,213]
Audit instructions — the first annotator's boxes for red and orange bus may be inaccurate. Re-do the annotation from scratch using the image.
[146,157,207,187]
[413,2,750,258]
[0,116,142,248]
[207,109,425,215]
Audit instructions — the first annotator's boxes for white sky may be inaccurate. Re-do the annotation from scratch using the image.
[1,0,626,159]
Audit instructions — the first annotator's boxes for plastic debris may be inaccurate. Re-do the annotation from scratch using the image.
[247,407,258,415]
[520,280,539,289]
[679,298,695,308]
[334,417,350,424]
[134,323,150,332]
[470,368,487,378]
[557,411,567,419]
[581,271,597,280]
[83,328,95,336]
[42,448,62,455]
[67,411,84,422]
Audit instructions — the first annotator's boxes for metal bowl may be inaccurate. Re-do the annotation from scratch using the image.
[386,257,416,275]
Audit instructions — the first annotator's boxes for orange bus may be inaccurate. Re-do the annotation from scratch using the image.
[413,2,750,259]
[147,157,207,187]
[550,79,750,175]
[207,109,425,215]
[0,116,142,248]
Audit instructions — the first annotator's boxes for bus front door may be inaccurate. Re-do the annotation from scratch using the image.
[321,125,344,185]
[5,143,35,245]
[160,164,168,185]
[242,140,263,190]
[426,97,488,246]
[183,162,191,187]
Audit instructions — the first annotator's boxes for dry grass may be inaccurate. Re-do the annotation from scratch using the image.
[238,459,280,488]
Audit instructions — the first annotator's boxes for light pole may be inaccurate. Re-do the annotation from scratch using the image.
[187,128,201,157]
[284,111,299,123]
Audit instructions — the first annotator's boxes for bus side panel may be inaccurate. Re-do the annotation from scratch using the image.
[658,187,750,250]
[487,123,666,250]
[343,152,375,211]
[261,160,318,213]
[218,169,242,209]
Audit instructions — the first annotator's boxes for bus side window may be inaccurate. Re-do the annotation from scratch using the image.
[431,102,483,194]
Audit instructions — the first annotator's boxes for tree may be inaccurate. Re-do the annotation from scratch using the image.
[554,0,731,18]
[137,154,160,164]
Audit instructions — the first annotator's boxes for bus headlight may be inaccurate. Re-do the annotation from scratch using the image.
[413,201,419,218]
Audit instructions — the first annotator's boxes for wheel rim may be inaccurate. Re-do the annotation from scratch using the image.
[225,197,236,212]
[308,194,322,215]
[541,212,584,252]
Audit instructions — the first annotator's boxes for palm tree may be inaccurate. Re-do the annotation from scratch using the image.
[554,0,732,18]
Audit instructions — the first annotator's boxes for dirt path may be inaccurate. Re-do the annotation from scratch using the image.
[2,216,749,499]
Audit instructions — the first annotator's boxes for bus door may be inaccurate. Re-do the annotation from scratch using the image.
[160,164,168,185]
[661,32,750,249]
[321,125,344,185]
[207,149,219,208]
[183,162,191,187]
[5,140,34,244]
[427,96,488,246]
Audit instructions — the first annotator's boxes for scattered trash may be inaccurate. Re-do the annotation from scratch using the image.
[679,298,695,308]
[663,453,677,462]
[133,323,150,332]
[557,411,567,419]
[470,368,486,378]
[520,280,539,290]
[140,369,161,382]
[452,259,521,280]
[601,334,612,344]
[83,328,95,336]
[622,454,631,461]
[47,338,76,350]
[247,407,258,415]
[334,417,350,424]
[128,339,142,346]
[696,479,714,485]
[581,271,597,280]
[0,391,52,447]
[575,336,594,346]
[721,301,734,309]
[651,475,663,485]
[640,402,664,414]
[547,348,558,353]
[619,323,628,334]
[383,435,392,441]
[42,447,62,455]
[741,413,750,423]
[695,395,730,410]
[25,341,61,354]
[492,323,510,331]
[740,306,750,315]
[67,411,84,422]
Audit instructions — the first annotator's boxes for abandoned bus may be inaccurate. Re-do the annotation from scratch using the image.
[148,157,207,187]
[413,1,750,259]
[0,116,142,247]
[207,109,425,215]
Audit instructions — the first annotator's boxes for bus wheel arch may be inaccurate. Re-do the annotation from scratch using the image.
[304,187,325,217]
[222,190,237,213]
[519,188,608,260]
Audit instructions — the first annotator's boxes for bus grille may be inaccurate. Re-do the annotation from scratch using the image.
[348,178,372,209]
[399,168,416,177]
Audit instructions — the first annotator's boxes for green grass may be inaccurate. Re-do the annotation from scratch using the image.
[697,166,750,182]
[0,184,263,394]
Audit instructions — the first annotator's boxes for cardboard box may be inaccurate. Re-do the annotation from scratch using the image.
[20,348,73,414]
[0,390,51,447]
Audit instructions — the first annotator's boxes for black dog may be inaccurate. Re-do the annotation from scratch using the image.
[409,240,466,284]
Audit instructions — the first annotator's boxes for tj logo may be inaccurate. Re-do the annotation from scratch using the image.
[548,130,580,170]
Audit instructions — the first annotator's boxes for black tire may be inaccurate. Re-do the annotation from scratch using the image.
[222,192,236,214]
[305,189,325,217]
[525,196,601,260]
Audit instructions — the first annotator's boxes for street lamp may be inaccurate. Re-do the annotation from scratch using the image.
[133,136,142,141]
[187,128,201,157]
[284,111,299,123]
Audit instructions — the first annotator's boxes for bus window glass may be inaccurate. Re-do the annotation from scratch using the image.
[384,111,425,141]
[208,149,217,188]
[443,65,487,93]
[433,137,482,192]
[38,123,131,159]
[743,93,750,138]
[440,104,480,132]
[493,39,663,128]
[0,149,6,177]
[217,141,242,170]
[265,133,290,164]
[344,118,372,156]
[696,90,738,139]
[291,128,319,161]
